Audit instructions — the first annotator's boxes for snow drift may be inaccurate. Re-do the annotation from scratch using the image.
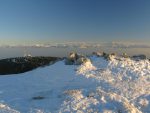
[0,55,149,113]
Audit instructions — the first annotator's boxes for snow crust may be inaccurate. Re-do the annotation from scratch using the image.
[0,56,149,113]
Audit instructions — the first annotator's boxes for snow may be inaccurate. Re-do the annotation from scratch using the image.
[0,103,19,113]
[0,56,150,113]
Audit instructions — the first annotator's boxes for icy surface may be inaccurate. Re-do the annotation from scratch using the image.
[0,56,150,113]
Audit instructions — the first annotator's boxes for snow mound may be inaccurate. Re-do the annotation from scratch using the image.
[77,60,96,77]
[0,103,20,113]
[59,88,141,113]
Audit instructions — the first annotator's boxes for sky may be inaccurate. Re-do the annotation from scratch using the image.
[0,0,150,45]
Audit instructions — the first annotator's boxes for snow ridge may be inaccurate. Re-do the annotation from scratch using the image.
[75,56,150,113]
[0,56,149,113]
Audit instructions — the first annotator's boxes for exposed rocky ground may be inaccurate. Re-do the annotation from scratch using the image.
[0,56,60,75]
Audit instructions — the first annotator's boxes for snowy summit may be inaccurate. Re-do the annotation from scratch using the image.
[0,53,150,113]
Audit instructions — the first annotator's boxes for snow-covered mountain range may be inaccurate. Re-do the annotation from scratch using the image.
[0,42,150,49]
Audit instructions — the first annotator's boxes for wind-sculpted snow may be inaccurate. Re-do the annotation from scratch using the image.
[0,103,20,113]
[60,88,142,113]
[0,56,149,113]
[76,56,150,113]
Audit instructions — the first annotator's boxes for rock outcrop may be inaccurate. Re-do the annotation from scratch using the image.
[0,57,59,75]
[132,54,147,60]
[65,52,91,65]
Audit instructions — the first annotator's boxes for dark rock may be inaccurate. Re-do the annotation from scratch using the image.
[65,52,78,65]
[110,53,116,56]
[132,54,146,60]
[32,96,45,100]
[122,53,129,58]
[65,58,74,65]
[0,57,60,75]
[69,52,79,61]
[102,52,110,60]
[92,52,103,57]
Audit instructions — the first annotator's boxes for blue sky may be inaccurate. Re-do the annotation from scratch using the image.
[0,0,150,45]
